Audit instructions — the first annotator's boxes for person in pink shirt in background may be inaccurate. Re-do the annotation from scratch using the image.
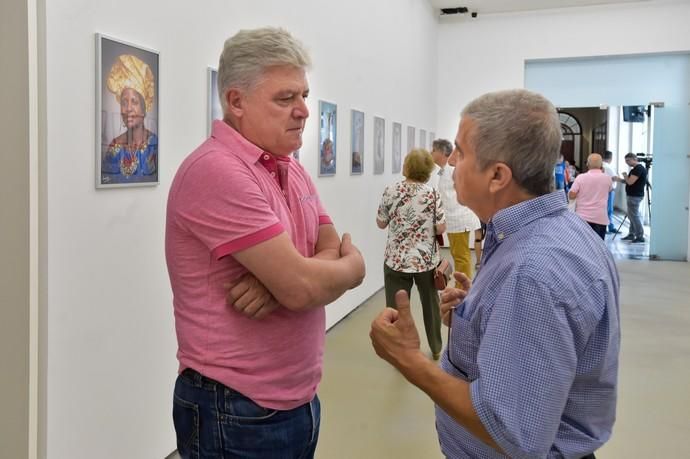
[165,27,365,458]
[569,153,614,240]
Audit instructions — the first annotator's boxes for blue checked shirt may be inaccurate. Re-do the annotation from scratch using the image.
[437,191,620,459]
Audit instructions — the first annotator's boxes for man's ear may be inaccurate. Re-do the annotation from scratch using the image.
[225,88,244,118]
[488,162,514,193]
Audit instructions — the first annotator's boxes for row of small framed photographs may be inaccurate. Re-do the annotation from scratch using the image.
[95,31,435,189]
[312,101,435,177]
[209,69,435,177]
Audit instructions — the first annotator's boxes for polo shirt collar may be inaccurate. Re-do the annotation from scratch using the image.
[210,119,292,167]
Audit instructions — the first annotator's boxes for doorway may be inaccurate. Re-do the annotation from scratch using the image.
[525,53,690,261]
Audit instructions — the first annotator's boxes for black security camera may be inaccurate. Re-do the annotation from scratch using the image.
[441,7,469,15]
[471,12,477,18]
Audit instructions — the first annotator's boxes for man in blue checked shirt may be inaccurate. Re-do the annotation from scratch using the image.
[370,89,620,459]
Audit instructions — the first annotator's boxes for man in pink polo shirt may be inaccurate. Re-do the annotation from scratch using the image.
[165,28,365,458]
[569,153,614,240]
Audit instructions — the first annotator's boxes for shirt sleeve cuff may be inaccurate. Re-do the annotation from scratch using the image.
[211,222,284,260]
[319,215,333,225]
[470,379,533,459]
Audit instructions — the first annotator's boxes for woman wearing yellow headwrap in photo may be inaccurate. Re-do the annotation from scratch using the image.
[103,54,158,183]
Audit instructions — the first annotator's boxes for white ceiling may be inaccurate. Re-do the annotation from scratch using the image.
[428,0,651,15]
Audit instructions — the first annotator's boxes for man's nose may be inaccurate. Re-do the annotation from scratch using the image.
[294,98,309,119]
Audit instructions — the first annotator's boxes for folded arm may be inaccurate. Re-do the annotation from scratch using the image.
[313,224,344,260]
[232,230,365,312]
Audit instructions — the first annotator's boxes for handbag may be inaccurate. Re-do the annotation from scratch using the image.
[435,233,445,247]
[432,189,452,290]
[434,258,453,290]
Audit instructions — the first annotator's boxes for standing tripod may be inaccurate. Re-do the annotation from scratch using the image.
[612,179,652,241]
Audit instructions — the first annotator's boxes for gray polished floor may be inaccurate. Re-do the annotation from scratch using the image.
[606,211,650,260]
[317,256,690,458]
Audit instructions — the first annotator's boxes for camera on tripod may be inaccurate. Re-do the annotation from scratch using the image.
[636,152,653,169]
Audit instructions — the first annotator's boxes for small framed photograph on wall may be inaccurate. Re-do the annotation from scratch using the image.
[429,132,436,150]
[392,122,402,174]
[351,109,364,175]
[96,34,159,188]
[319,100,337,176]
[373,116,385,175]
[207,67,223,135]
[420,129,427,151]
[407,126,415,154]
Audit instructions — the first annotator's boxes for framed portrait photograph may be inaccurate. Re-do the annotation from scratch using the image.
[407,126,415,154]
[392,122,402,174]
[420,129,427,151]
[351,109,364,175]
[429,132,436,150]
[318,100,337,176]
[207,67,223,135]
[96,34,159,188]
[373,116,385,175]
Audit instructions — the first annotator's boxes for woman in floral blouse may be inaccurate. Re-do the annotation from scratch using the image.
[376,149,446,359]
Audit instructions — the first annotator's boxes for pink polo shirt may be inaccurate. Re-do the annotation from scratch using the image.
[165,120,332,410]
[570,169,613,225]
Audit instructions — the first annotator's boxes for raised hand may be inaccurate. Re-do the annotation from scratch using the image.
[370,290,421,368]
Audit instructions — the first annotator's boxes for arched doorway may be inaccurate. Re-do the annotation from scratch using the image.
[559,111,582,167]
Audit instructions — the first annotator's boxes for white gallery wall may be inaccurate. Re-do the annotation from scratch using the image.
[42,0,438,457]
[436,0,690,259]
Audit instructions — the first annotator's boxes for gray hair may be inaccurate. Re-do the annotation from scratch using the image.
[432,139,453,157]
[461,89,562,196]
[218,27,312,113]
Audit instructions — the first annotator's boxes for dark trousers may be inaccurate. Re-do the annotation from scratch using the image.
[587,222,607,240]
[383,264,442,354]
[173,369,320,459]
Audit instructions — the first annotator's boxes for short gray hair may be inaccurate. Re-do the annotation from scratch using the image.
[218,27,312,113]
[461,89,562,196]
[432,139,453,157]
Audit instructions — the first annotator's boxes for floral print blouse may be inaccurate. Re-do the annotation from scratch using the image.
[377,181,445,273]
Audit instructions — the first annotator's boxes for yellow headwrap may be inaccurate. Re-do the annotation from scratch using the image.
[106,54,155,113]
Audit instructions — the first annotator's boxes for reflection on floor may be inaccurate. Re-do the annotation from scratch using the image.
[317,259,690,458]
[606,211,651,260]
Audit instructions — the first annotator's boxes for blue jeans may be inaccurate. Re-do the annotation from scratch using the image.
[626,195,644,238]
[607,190,615,230]
[173,369,320,459]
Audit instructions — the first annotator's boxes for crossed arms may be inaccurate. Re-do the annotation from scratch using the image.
[227,223,365,318]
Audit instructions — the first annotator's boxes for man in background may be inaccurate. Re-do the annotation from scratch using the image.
[616,152,648,243]
[431,138,482,280]
[554,154,567,192]
[569,153,613,240]
[602,150,618,233]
